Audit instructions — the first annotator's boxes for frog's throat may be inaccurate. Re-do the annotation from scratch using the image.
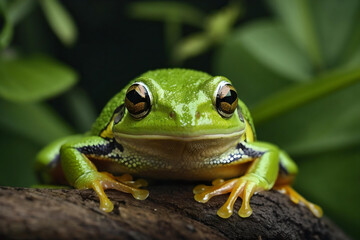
[113,130,244,166]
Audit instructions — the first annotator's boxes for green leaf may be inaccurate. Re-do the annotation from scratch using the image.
[0,2,13,49]
[233,20,312,82]
[0,55,78,102]
[214,20,312,105]
[7,0,36,25]
[39,0,77,46]
[267,0,323,69]
[205,2,241,42]
[251,67,360,125]
[172,3,242,65]
[343,46,360,70]
[294,147,360,238]
[257,80,360,155]
[127,1,205,27]
[0,100,73,145]
[340,8,360,69]
[173,33,212,64]
[312,0,360,67]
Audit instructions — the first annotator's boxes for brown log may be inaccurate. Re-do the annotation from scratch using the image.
[0,184,349,240]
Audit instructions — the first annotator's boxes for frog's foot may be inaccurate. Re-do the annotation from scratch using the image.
[274,185,323,218]
[75,171,149,212]
[105,173,148,189]
[193,175,264,218]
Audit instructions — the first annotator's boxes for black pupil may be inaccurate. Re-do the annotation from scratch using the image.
[221,90,237,105]
[126,89,147,107]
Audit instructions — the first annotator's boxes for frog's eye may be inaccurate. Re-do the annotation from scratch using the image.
[214,81,238,118]
[125,82,152,119]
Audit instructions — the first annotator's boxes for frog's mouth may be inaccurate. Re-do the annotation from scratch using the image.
[113,130,244,162]
[114,130,244,141]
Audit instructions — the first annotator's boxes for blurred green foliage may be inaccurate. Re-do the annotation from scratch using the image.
[0,55,77,102]
[0,0,359,238]
[0,0,79,184]
[127,1,241,65]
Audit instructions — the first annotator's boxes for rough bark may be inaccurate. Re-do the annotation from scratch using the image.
[0,184,349,240]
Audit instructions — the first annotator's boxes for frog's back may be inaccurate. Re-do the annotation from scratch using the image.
[90,69,212,135]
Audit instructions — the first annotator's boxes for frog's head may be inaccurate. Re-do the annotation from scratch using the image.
[108,69,250,163]
[112,69,246,140]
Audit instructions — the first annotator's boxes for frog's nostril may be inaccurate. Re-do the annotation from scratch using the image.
[169,111,176,119]
[196,111,201,119]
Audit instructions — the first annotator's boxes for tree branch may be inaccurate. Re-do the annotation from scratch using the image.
[0,184,349,240]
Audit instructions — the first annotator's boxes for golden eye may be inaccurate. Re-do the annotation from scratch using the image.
[215,81,238,118]
[125,82,152,119]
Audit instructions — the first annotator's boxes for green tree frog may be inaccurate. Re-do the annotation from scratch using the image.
[36,69,322,218]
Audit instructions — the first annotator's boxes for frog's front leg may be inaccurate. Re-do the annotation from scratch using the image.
[60,136,149,212]
[194,142,279,218]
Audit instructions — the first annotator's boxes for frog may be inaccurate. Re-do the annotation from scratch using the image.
[35,68,322,218]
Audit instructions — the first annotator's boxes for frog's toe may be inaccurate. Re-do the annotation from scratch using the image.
[194,191,211,203]
[193,179,227,195]
[116,177,148,189]
[275,185,323,218]
[130,178,148,188]
[307,202,323,218]
[92,180,114,212]
[193,184,209,194]
[193,179,239,204]
[115,173,133,182]
[238,181,257,218]
[217,204,233,218]
[131,189,149,200]
[212,178,225,186]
